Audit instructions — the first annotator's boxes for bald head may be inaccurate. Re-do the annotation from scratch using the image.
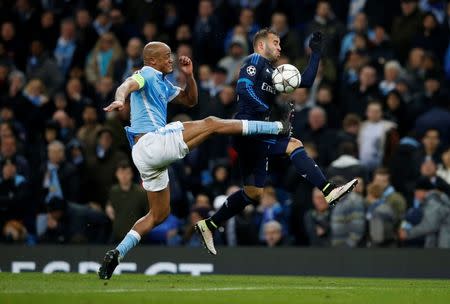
[143,41,173,73]
[143,42,170,63]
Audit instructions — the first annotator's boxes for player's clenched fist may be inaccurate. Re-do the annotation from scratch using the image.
[178,56,193,76]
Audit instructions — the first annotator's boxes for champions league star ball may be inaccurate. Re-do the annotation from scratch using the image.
[272,64,301,94]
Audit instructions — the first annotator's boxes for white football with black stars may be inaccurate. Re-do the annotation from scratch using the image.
[271,64,301,93]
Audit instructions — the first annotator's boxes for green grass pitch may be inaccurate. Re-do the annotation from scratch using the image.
[0,273,449,304]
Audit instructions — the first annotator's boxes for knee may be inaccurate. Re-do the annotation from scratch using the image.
[286,138,303,155]
[244,188,264,203]
[203,116,220,126]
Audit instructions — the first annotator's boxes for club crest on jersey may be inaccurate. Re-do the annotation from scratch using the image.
[246,65,256,76]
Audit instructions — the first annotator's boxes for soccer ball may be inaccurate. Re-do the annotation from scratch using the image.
[272,64,301,94]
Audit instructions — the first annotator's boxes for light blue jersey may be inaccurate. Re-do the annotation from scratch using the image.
[125,66,180,146]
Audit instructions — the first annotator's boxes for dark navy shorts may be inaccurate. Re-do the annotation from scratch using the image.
[233,135,290,187]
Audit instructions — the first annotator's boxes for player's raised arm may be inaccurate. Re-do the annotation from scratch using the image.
[173,56,198,108]
[103,76,141,112]
[298,31,323,88]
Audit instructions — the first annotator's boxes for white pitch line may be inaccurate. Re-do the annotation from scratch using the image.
[0,286,355,294]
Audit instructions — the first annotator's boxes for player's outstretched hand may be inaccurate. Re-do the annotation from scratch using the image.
[309,31,324,54]
[103,100,125,112]
[179,56,194,77]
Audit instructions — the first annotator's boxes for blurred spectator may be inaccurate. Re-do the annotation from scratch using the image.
[39,140,80,205]
[193,0,223,65]
[389,134,422,203]
[300,106,338,167]
[141,21,170,45]
[52,110,76,143]
[327,141,368,183]
[414,101,450,145]
[174,24,193,49]
[372,168,407,224]
[418,128,442,164]
[0,157,31,243]
[270,12,299,61]
[94,76,115,114]
[342,65,381,118]
[419,158,450,196]
[263,220,289,247]
[437,147,450,184]
[27,39,63,96]
[224,8,259,54]
[305,0,345,60]
[412,12,448,60]
[93,12,111,36]
[113,37,143,83]
[85,128,127,209]
[257,186,288,243]
[399,177,450,248]
[65,77,93,127]
[366,182,396,247]
[0,21,26,69]
[304,187,331,247]
[218,40,246,84]
[109,8,139,47]
[209,85,237,119]
[340,12,370,63]
[379,61,403,96]
[38,197,110,244]
[405,47,425,92]
[184,193,214,247]
[314,84,341,129]
[384,90,412,137]
[38,11,59,51]
[85,32,123,86]
[53,19,80,77]
[331,182,366,247]
[358,101,396,171]
[290,88,312,138]
[336,113,361,147]
[74,9,99,57]
[368,24,395,66]
[105,160,148,242]
[76,104,103,153]
[391,0,425,62]
[0,135,29,179]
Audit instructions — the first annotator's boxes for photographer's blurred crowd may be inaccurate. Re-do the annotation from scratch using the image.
[0,0,450,248]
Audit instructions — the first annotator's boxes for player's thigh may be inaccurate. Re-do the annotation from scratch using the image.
[182,117,219,143]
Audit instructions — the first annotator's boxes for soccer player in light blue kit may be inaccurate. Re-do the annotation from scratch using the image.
[98,41,291,279]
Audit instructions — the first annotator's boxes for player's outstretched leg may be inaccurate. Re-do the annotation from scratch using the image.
[286,138,357,206]
[98,188,170,279]
[182,116,291,150]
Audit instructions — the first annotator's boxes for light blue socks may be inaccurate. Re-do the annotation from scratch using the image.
[242,120,283,135]
[116,230,141,259]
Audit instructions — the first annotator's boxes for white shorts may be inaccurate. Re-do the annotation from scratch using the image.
[131,121,189,191]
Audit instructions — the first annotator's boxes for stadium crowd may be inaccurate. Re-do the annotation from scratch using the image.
[0,0,450,248]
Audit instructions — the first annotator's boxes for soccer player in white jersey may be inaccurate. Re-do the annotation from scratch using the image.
[98,41,291,279]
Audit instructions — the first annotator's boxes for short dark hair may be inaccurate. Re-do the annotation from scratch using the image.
[116,160,132,171]
[252,28,279,49]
